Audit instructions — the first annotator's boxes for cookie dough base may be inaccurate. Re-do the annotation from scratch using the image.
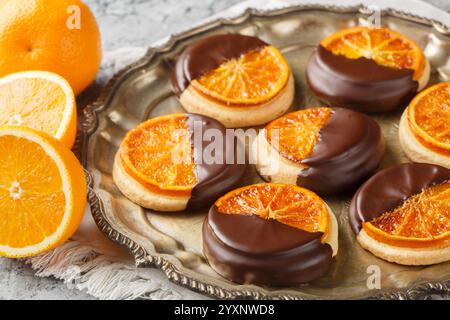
[179,74,295,128]
[357,229,450,265]
[417,59,431,92]
[326,205,339,257]
[399,110,450,168]
[113,153,189,212]
[253,129,304,184]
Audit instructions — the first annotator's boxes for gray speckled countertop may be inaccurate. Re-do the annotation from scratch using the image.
[0,0,448,300]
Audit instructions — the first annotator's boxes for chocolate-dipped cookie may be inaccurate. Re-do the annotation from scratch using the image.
[203,183,338,285]
[399,82,450,168]
[306,27,430,113]
[113,113,245,212]
[350,163,450,265]
[253,107,385,196]
[172,34,294,127]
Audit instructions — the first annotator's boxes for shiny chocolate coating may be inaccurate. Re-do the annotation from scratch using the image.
[349,163,450,234]
[203,206,333,286]
[297,107,385,195]
[186,114,245,210]
[172,34,267,94]
[306,45,418,113]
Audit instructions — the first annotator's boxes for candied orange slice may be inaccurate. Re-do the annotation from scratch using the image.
[407,82,450,156]
[363,181,450,248]
[120,114,196,196]
[191,46,290,105]
[215,183,329,238]
[265,108,331,163]
[321,27,425,80]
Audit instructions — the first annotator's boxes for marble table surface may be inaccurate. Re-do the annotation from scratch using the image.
[0,0,448,300]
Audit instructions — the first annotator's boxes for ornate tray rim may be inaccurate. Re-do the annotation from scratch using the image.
[81,3,450,300]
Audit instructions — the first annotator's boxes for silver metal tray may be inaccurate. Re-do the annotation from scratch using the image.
[80,4,450,299]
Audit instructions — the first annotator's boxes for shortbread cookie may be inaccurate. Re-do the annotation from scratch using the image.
[350,163,450,265]
[253,107,385,195]
[306,27,430,113]
[399,82,450,168]
[113,113,245,212]
[203,183,338,285]
[172,34,294,127]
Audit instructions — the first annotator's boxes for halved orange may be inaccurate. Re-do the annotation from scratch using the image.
[265,108,331,163]
[120,114,196,197]
[407,82,450,156]
[0,126,86,258]
[0,71,77,148]
[321,26,426,81]
[191,46,290,106]
[215,183,329,239]
[363,181,450,248]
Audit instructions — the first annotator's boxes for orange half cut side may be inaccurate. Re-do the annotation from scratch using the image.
[0,71,77,148]
[0,126,86,258]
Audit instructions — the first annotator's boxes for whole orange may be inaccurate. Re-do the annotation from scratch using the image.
[0,0,101,95]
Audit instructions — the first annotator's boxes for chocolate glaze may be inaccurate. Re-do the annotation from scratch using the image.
[172,34,267,94]
[306,45,418,113]
[186,114,245,210]
[296,107,385,196]
[349,163,450,234]
[202,205,333,286]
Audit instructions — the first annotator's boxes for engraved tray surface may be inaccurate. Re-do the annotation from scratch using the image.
[81,4,450,299]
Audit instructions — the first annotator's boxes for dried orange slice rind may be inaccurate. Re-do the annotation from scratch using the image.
[407,82,450,155]
[320,26,426,81]
[215,183,330,238]
[120,114,196,196]
[191,46,290,106]
[265,107,331,163]
[363,181,450,248]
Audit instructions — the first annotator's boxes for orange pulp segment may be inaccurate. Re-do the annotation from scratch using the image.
[120,114,196,196]
[320,26,426,80]
[215,183,329,238]
[191,46,290,106]
[265,107,332,163]
[363,181,450,248]
[407,82,450,156]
